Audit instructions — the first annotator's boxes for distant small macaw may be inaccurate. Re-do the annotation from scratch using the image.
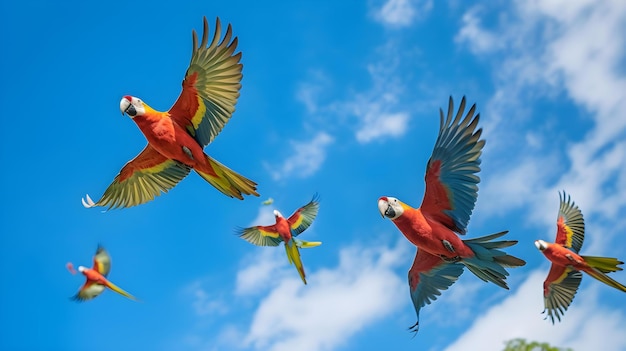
[535,191,626,323]
[377,96,526,333]
[261,197,274,206]
[237,195,321,284]
[67,245,137,302]
[83,17,258,210]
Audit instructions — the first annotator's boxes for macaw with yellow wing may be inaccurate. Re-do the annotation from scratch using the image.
[82,17,258,210]
[377,96,526,333]
[67,245,137,302]
[535,191,626,323]
[237,195,321,284]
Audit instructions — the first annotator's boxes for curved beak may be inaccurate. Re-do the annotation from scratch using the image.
[378,198,393,218]
[120,97,136,116]
[534,240,547,251]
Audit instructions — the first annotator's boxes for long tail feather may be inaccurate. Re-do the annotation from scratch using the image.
[462,231,526,289]
[582,255,626,292]
[285,240,307,284]
[196,154,259,199]
[582,255,624,273]
[106,280,138,301]
[294,238,322,248]
[585,268,626,292]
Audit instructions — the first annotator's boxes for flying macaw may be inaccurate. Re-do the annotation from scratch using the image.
[377,96,526,333]
[82,17,258,210]
[237,195,321,284]
[535,191,626,323]
[67,245,137,302]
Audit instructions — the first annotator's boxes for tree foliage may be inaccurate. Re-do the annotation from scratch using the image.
[503,338,573,351]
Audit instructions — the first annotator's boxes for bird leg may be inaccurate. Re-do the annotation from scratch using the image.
[440,240,461,262]
[182,146,194,160]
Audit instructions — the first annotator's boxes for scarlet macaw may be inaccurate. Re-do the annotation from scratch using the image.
[535,191,626,323]
[67,245,137,302]
[82,17,258,210]
[237,196,321,284]
[377,96,526,332]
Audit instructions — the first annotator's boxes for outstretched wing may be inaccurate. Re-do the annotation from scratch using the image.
[237,224,283,247]
[542,264,582,324]
[287,195,320,236]
[72,281,106,302]
[407,248,465,333]
[168,17,243,147]
[83,145,191,210]
[555,191,585,253]
[93,245,111,277]
[420,96,484,235]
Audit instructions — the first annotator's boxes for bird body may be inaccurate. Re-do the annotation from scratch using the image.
[535,192,626,323]
[238,196,321,284]
[68,246,137,302]
[83,17,258,210]
[378,97,525,332]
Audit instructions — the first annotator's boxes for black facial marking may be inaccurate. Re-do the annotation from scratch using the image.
[125,104,137,116]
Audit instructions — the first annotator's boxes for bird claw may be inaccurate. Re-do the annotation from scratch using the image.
[440,255,462,263]
[82,194,96,208]
[442,239,455,253]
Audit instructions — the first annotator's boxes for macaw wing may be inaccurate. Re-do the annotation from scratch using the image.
[420,96,484,235]
[72,281,106,302]
[168,17,243,147]
[555,191,585,253]
[287,195,320,236]
[84,145,191,210]
[237,224,282,246]
[93,245,111,277]
[408,248,465,332]
[542,264,582,324]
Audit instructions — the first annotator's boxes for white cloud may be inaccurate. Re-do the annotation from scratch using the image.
[356,111,409,143]
[451,1,626,349]
[266,132,334,180]
[372,0,433,27]
[184,280,228,317]
[242,240,409,351]
[444,269,626,351]
[455,7,502,54]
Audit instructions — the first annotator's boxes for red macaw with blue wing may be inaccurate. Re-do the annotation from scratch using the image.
[377,96,526,332]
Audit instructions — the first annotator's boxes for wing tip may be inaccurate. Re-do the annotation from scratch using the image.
[82,194,96,208]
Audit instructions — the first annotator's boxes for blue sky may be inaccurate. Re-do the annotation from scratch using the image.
[1,0,626,350]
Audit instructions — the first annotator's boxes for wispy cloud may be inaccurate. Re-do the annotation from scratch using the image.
[266,132,334,181]
[241,240,409,351]
[445,269,626,351]
[450,1,626,349]
[371,0,433,28]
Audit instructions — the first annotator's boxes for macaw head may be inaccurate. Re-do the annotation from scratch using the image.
[378,196,405,220]
[77,265,87,273]
[273,210,284,219]
[120,95,147,118]
[534,240,548,251]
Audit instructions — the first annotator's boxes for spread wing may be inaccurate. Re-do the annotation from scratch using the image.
[555,191,585,253]
[287,195,320,236]
[542,264,582,324]
[237,224,283,246]
[407,249,465,333]
[72,281,106,302]
[420,96,484,234]
[83,145,191,210]
[93,245,111,277]
[168,17,243,147]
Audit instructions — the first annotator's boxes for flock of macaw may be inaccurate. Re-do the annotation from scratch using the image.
[69,16,625,333]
